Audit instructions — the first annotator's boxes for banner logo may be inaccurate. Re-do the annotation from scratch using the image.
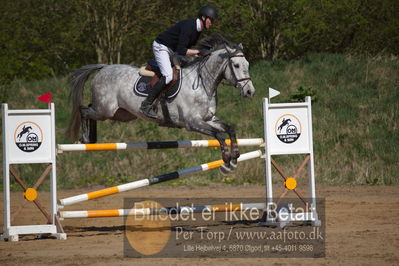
[275,114,302,144]
[14,121,43,152]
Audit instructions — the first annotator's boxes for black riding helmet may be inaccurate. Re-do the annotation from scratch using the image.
[198,6,218,22]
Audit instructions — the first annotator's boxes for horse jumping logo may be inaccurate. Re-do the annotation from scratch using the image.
[275,114,302,144]
[277,118,291,133]
[14,122,43,152]
[17,125,32,140]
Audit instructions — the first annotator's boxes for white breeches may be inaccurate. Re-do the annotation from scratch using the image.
[152,41,173,84]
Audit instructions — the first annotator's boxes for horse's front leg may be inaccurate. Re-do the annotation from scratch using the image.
[214,132,233,175]
[186,119,231,174]
[188,117,239,175]
[225,125,240,171]
[210,117,240,171]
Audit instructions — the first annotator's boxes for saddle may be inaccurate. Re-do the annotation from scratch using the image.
[133,59,182,100]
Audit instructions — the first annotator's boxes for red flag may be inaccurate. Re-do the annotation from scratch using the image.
[37,92,51,103]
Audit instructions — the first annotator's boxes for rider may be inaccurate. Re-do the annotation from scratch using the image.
[140,5,218,119]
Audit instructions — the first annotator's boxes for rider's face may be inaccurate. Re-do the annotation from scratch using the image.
[205,17,213,29]
[201,16,214,30]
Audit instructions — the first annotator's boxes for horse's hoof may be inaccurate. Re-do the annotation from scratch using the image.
[233,151,241,159]
[220,163,232,176]
[229,160,238,171]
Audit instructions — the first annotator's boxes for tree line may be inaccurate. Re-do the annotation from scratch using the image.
[1,0,398,84]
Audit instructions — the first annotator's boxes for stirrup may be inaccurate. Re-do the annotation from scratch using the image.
[140,104,158,119]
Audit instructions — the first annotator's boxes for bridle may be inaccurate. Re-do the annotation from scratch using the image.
[196,47,252,94]
[224,48,252,88]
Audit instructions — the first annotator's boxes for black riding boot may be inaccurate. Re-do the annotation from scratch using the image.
[140,76,166,119]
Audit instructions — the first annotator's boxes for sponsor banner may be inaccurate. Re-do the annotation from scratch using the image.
[267,105,311,155]
[6,113,53,163]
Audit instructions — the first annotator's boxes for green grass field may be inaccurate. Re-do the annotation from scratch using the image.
[1,53,398,190]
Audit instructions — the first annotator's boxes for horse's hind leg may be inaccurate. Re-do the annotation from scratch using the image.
[89,119,97,143]
[81,115,90,143]
[80,105,109,143]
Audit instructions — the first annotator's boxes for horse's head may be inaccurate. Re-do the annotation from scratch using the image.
[221,44,255,98]
[193,33,255,97]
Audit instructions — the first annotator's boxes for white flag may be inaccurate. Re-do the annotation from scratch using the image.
[269,87,280,99]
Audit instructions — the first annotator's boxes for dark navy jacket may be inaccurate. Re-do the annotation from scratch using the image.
[156,18,201,56]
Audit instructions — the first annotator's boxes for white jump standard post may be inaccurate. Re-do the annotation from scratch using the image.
[1,104,66,241]
[262,94,321,228]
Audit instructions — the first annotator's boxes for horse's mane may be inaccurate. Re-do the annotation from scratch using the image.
[194,33,241,53]
[182,33,242,67]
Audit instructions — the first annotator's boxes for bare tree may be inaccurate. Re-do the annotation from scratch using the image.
[248,0,299,60]
[83,0,140,64]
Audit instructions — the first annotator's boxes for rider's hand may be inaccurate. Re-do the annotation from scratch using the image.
[186,49,200,56]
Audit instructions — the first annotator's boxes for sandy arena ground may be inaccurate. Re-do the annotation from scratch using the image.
[1,184,398,265]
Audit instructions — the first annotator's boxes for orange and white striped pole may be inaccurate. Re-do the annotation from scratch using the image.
[59,202,267,219]
[58,150,263,207]
[57,138,264,152]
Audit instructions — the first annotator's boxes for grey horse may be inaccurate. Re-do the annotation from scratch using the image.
[66,34,255,173]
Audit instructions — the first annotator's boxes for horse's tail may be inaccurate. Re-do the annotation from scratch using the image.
[66,64,107,142]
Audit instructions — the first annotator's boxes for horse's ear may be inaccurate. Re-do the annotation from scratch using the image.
[225,45,235,54]
[238,43,243,50]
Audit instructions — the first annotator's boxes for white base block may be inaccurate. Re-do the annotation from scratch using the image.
[1,225,67,242]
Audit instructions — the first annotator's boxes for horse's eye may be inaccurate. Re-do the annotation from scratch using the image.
[234,64,239,68]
